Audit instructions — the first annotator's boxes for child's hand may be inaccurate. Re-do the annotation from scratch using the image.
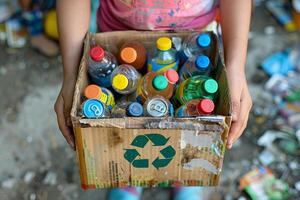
[54,80,76,150]
[226,68,252,149]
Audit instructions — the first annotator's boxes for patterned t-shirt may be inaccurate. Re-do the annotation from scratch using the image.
[97,0,218,31]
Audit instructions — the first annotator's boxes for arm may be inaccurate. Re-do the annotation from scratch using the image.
[54,0,90,150]
[220,0,253,149]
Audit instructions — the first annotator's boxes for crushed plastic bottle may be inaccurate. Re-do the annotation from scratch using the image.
[88,45,118,88]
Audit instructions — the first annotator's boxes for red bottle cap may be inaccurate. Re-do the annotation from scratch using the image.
[90,46,105,61]
[164,69,179,84]
[197,99,215,114]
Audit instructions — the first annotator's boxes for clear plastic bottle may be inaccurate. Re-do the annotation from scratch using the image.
[175,99,215,117]
[84,84,115,110]
[144,96,170,117]
[111,64,141,95]
[82,99,110,118]
[147,37,179,72]
[179,55,212,81]
[183,32,212,58]
[136,69,179,103]
[175,75,218,104]
[111,101,144,118]
[88,45,118,88]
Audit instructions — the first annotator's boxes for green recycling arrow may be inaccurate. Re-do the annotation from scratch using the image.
[124,149,140,163]
[130,135,149,148]
[152,158,172,169]
[145,134,170,146]
[124,133,176,170]
[132,159,149,168]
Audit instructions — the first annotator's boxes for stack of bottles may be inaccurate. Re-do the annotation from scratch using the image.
[82,32,219,119]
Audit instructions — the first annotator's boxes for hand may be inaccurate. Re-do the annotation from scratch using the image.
[226,68,252,149]
[54,80,76,150]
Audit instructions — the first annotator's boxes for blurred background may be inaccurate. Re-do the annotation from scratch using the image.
[0,0,300,199]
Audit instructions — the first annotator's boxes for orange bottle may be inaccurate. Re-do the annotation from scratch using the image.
[119,41,147,71]
[136,69,179,103]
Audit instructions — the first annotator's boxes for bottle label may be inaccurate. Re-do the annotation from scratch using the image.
[136,77,147,103]
[100,88,115,110]
[175,79,188,104]
[147,60,179,72]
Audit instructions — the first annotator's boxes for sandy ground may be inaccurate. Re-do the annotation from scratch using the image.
[0,5,299,200]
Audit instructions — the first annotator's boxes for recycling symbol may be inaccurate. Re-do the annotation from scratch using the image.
[124,134,176,169]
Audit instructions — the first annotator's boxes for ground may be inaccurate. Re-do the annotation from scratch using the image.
[0,5,299,200]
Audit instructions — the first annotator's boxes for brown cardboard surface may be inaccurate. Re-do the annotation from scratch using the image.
[71,31,232,189]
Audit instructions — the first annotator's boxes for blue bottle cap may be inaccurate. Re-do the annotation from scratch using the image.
[83,99,104,118]
[126,102,144,117]
[195,55,210,70]
[197,33,211,48]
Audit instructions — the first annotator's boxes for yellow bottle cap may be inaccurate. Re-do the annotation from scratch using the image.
[112,74,129,90]
[157,37,172,51]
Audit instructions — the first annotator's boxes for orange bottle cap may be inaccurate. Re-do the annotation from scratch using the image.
[84,84,102,99]
[197,99,215,114]
[120,47,137,64]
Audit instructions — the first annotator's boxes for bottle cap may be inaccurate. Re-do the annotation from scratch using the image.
[90,46,105,61]
[146,97,169,117]
[164,69,179,84]
[197,99,215,114]
[153,75,168,91]
[157,37,172,51]
[195,55,210,70]
[204,79,218,94]
[112,74,129,91]
[84,84,102,99]
[197,33,211,48]
[126,102,144,117]
[83,99,104,118]
[120,47,137,63]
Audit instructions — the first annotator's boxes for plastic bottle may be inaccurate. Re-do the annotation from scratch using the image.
[183,32,212,58]
[84,84,115,110]
[179,55,212,81]
[119,41,147,71]
[175,75,218,104]
[144,96,170,117]
[82,99,110,118]
[88,45,118,88]
[147,37,179,72]
[175,99,215,117]
[111,101,144,118]
[136,69,179,103]
[111,64,141,95]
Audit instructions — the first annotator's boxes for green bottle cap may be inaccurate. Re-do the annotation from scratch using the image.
[204,79,218,94]
[153,75,168,91]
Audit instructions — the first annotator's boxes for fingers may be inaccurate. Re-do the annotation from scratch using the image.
[54,95,76,151]
[227,88,252,149]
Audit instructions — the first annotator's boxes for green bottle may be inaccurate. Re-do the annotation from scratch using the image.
[175,75,218,104]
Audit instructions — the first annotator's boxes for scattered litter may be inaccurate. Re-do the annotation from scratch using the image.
[1,178,16,189]
[43,171,57,186]
[24,171,35,183]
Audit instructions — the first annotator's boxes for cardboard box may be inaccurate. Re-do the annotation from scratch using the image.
[71,31,232,189]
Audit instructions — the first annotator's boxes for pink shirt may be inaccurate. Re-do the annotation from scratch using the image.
[98,0,218,32]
